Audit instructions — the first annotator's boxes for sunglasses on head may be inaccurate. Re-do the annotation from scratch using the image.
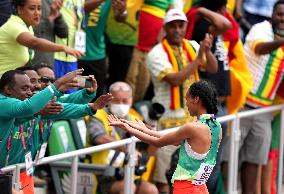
[39,76,55,83]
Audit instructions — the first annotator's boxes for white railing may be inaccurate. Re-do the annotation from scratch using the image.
[1,104,284,194]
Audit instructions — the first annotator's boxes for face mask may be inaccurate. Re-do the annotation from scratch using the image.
[110,104,130,118]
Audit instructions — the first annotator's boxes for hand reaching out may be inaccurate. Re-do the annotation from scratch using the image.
[54,69,83,92]
[37,97,63,116]
[120,118,147,132]
[63,46,85,58]
[86,75,97,94]
[108,114,134,133]
[89,93,113,111]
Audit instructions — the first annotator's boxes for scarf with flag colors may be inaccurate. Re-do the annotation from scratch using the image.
[162,38,199,110]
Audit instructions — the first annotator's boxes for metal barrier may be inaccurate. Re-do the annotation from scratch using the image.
[1,104,284,194]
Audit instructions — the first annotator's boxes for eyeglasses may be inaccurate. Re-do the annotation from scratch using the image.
[110,85,131,92]
[39,76,55,83]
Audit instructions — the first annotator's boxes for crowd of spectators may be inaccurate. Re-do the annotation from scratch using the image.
[1,0,284,194]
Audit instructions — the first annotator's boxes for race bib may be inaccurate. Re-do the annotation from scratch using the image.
[191,163,214,185]
[74,31,86,53]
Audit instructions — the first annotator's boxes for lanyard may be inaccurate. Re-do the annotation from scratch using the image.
[39,120,53,144]
[5,132,12,166]
[28,120,35,149]
[20,124,27,153]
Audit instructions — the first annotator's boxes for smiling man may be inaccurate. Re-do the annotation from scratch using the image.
[222,1,284,194]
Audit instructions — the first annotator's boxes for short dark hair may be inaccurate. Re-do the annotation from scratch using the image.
[16,66,35,72]
[12,0,27,14]
[188,80,218,114]
[200,0,227,11]
[273,0,284,12]
[0,70,26,90]
[33,62,53,72]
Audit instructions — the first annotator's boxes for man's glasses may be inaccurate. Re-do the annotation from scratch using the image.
[110,85,131,92]
[39,76,55,83]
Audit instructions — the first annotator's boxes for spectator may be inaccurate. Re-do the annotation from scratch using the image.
[31,0,69,66]
[86,81,158,194]
[106,0,143,87]
[0,0,83,76]
[125,0,174,102]
[78,0,126,99]
[146,9,217,193]
[108,80,222,194]
[234,0,277,39]
[264,80,284,194]
[223,1,284,194]
[2,68,113,194]
[0,69,82,168]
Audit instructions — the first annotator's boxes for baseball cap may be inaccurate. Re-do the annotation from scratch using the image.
[163,9,188,25]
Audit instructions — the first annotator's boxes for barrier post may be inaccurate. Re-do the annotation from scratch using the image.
[14,165,21,191]
[228,115,240,194]
[277,109,284,194]
[124,137,136,194]
[71,156,78,194]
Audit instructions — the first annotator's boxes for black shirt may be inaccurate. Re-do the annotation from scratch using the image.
[0,0,12,27]
[191,18,231,97]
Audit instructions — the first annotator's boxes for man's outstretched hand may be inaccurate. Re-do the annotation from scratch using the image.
[89,93,113,112]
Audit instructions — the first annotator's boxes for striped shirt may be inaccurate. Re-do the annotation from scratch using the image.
[244,21,284,108]
[141,0,173,18]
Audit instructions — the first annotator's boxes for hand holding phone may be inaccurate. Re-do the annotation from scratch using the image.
[77,75,93,88]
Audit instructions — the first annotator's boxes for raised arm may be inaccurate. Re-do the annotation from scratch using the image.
[197,7,232,37]
[58,76,97,104]
[0,84,60,118]
[16,32,83,58]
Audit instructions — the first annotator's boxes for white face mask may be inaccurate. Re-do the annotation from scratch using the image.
[110,104,130,118]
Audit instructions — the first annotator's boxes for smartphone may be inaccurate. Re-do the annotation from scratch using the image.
[77,76,93,88]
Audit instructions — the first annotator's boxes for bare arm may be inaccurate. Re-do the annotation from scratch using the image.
[16,32,83,58]
[254,40,284,55]
[163,57,202,86]
[197,7,232,36]
[234,0,244,20]
[121,119,162,138]
[84,0,105,12]
[108,115,198,147]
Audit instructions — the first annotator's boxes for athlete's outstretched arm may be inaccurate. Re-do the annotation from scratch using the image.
[108,115,200,147]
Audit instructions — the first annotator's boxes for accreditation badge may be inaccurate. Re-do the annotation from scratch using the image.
[25,151,34,175]
[74,31,86,53]
[35,142,48,163]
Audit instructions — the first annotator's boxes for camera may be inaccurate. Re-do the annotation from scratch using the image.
[114,152,148,181]
[134,101,165,126]
[77,75,93,88]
